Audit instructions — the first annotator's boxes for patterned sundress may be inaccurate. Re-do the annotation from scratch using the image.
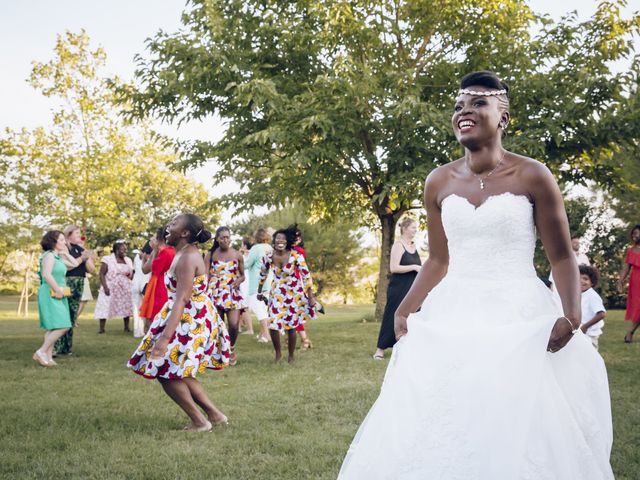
[94,254,133,319]
[207,258,247,313]
[259,250,318,331]
[128,273,231,379]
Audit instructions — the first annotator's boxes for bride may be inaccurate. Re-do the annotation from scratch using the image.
[338,71,613,479]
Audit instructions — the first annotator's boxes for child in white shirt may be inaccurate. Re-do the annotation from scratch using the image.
[579,265,606,350]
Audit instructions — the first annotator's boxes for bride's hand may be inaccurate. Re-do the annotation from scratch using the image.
[394,312,408,341]
[546,316,577,353]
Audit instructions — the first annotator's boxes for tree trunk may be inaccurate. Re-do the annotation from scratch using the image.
[374,213,400,322]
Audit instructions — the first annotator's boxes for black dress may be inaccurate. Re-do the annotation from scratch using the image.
[377,244,422,349]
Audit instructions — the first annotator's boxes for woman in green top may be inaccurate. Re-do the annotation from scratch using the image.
[34,230,72,367]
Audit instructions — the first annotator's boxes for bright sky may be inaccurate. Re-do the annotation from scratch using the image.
[0,0,636,222]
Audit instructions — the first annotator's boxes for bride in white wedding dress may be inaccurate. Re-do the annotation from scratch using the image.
[338,71,613,480]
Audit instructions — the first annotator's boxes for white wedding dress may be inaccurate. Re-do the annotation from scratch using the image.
[339,192,613,480]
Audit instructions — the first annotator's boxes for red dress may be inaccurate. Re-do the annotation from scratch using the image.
[139,246,176,320]
[625,248,640,322]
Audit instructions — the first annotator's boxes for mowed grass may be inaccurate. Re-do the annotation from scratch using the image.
[0,297,638,479]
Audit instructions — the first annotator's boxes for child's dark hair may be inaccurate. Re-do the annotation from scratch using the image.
[210,226,231,253]
[579,264,600,288]
[182,214,212,244]
[630,224,640,241]
[273,226,298,250]
[40,230,63,251]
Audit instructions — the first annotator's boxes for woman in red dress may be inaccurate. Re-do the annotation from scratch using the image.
[139,227,176,331]
[618,224,640,343]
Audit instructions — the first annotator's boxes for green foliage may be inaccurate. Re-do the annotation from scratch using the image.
[122,0,639,319]
[0,30,220,251]
[124,1,639,215]
[534,195,631,308]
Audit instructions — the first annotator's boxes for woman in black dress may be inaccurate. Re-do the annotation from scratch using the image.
[373,218,421,359]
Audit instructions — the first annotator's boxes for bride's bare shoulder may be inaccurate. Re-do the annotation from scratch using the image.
[425,158,465,190]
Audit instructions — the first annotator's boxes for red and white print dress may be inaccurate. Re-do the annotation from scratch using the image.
[259,249,317,331]
[128,273,231,379]
[207,259,247,313]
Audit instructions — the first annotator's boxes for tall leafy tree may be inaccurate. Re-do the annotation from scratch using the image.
[0,30,220,249]
[123,0,640,319]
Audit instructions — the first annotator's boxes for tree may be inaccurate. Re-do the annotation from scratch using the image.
[123,0,640,319]
[0,30,220,250]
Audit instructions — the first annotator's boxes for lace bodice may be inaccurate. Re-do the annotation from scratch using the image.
[441,192,537,280]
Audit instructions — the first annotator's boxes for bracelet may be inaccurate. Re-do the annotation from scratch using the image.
[560,315,579,335]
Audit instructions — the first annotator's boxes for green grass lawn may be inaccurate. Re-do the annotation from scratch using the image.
[0,298,638,479]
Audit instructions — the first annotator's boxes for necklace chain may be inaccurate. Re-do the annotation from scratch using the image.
[466,150,506,190]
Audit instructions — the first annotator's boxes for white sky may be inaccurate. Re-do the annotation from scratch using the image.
[0,0,636,223]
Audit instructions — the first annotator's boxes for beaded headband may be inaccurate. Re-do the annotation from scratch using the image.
[459,88,507,96]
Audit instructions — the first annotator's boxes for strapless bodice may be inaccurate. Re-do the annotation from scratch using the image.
[441,192,537,280]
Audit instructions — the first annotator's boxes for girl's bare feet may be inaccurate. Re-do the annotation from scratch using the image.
[274,353,283,364]
[183,420,212,432]
[288,355,295,364]
[209,413,229,426]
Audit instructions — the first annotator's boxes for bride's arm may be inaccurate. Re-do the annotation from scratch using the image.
[527,161,581,352]
[394,169,449,339]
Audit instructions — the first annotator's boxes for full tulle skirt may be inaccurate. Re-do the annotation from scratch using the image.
[338,274,613,480]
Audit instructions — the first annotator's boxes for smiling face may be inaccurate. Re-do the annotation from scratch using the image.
[55,233,67,251]
[452,87,509,149]
[274,233,288,252]
[632,228,640,245]
[401,221,418,240]
[580,274,593,292]
[67,228,82,245]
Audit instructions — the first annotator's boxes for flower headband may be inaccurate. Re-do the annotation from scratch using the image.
[459,88,507,96]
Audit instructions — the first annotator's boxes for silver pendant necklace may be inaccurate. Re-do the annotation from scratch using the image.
[466,150,506,190]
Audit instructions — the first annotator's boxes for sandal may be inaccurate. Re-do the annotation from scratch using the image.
[624,333,633,343]
[32,350,50,367]
[372,353,384,361]
[301,338,313,351]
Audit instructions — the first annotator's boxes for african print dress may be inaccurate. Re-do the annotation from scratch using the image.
[207,259,247,313]
[259,249,317,331]
[128,272,231,379]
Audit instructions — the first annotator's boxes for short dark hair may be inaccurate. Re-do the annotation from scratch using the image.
[460,71,509,97]
[630,224,640,240]
[40,230,63,251]
[579,264,599,288]
[112,240,127,253]
[141,240,153,255]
